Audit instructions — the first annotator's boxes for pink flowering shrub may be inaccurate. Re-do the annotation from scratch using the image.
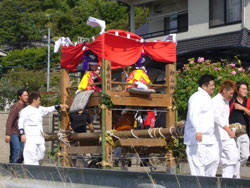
[175,57,250,120]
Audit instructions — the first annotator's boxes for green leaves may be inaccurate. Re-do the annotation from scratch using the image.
[0,0,148,43]
[175,57,250,120]
[0,47,60,72]
[0,67,61,110]
[101,93,113,109]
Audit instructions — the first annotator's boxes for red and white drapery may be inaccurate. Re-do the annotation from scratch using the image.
[60,30,176,71]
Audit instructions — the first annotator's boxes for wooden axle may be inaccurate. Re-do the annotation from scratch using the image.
[44,127,184,142]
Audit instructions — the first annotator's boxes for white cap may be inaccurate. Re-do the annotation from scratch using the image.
[89,62,99,65]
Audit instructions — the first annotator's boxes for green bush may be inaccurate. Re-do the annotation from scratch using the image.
[0,67,60,110]
[174,57,250,120]
[0,47,60,73]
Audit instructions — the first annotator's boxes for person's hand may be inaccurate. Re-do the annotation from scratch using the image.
[21,135,26,143]
[60,104,69,110]
[227,129,235,138]
[234,103,244,111]
[196,132,202,142]
[224,126,235,138]
[5,135,10,143]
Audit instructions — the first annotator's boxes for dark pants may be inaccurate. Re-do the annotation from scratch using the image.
[9,134,24,163]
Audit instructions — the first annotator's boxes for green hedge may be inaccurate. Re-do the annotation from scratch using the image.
[174,57,250,120]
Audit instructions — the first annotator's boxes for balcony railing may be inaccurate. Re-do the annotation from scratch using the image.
[137,10,188,39]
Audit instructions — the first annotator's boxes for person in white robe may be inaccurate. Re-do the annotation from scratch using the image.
[212,80,239,178]
[184,74,219,177]
[18,92,68,165]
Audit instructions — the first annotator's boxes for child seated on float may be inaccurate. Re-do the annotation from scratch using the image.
[75,50,101,123]
[76,50,101,94]
[126,64,151,91]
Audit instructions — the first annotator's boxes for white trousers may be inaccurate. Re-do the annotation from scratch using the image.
[23,142,45,165]
[219,139,239,178]
[235,134,250,178]
[186,143,219,177]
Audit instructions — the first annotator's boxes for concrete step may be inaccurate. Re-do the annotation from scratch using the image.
[179,162,250,178]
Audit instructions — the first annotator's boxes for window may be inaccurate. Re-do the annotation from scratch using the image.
[209,0,241,27]
[164,11,188,34]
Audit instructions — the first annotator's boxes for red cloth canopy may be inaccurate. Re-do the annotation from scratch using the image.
[87,30,143,69]
[60,30,176,71]
[60,43,85,71]
[144,41,176,63]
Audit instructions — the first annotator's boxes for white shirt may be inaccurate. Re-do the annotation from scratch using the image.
[184,87,216,145]
[18,105,56,143]
[212,93,230,140]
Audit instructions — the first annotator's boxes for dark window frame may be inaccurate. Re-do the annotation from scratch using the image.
[163,10,188,35]
[209,0,241,28]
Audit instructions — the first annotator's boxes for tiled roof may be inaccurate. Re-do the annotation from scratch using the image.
[177,29,250,55]
[135,23,149,36]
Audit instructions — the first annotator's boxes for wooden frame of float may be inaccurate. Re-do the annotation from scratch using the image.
[59,60,176,170]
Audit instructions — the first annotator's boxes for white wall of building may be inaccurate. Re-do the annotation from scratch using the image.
[243,0,250,29]
[177,0,241,41]
[148,0,249,41]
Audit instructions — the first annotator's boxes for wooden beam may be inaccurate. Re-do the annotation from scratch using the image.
[121,147,167,154]
[110,92,169,107]
[118,138,166,147]
[45,127,183,142]
[165,63,175,128]
[111,82,167,89]
[60,68,70,166]
[165,63,176,174]
[68,146,102,155]
[104,60,113,164]
[44,127,183,141]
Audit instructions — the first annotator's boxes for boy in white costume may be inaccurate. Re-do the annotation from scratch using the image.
[184,74,219,176]
[212,80,239,178]
[18,92,68,165]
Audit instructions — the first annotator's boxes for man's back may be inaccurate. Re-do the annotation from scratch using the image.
[212,93,230,141]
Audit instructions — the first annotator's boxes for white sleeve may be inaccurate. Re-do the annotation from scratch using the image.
[213,98,226,128]
[18,110,25,130]
[39,106,56,117]
[187,96,202,132]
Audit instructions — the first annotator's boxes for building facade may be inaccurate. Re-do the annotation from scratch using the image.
[118,0,250,66]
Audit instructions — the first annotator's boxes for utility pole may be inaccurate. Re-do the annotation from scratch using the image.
[47,28,50,92]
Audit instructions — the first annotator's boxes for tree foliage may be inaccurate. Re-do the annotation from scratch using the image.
[0,0,148,43]
[0,67,61,110]
[0,0,148,72]
[0,47,60,72]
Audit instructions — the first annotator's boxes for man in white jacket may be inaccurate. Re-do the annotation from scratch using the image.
[212,80,239,178]
[184,74,219,176]
[18,92,68,165]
